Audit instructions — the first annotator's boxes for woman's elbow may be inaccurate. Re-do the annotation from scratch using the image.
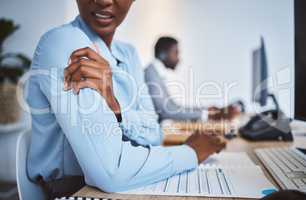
[85,170,129,193]
[98,182,122,193]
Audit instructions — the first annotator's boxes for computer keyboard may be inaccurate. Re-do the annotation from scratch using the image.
[255,147,306,192]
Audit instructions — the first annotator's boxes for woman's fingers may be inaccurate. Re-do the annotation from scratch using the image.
[64,47,113,95]
[64,61,112,93]
[72,79,99,94]
[70,47,108,64]
[65,59,102,76]
[64,59,109,81]
[71,65,103,82]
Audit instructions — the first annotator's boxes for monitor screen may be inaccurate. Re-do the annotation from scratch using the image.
[252,38,268,106]
[294,0,306,121]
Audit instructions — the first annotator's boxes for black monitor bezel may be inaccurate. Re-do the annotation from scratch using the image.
[294,0,306,121]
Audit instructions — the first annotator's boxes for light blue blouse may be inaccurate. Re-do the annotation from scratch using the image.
[26,16,197,192]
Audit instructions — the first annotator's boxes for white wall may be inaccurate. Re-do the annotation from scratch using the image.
[68,0,295,116]
[0,0,72,57]
[1,0,294,116]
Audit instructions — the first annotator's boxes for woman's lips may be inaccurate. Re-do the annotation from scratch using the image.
[92,12,114,25]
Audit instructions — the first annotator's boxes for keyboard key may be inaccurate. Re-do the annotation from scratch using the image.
[256,148,306,192]
[256,150,297,190]
[275,149,306,171]
[288,149,306,166]
[267,150,292,173]
[286,171,306,179]
[293,179,306,188]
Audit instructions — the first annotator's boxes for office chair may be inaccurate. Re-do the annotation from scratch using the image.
[16,130,46,200]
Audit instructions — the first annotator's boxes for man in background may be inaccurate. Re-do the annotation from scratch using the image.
[145,37,239,122]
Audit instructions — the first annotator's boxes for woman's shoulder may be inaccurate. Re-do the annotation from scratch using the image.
[38,22,90,51]
[32,23,91,69]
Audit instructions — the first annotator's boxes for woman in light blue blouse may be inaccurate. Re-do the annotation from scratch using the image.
[27,0,225,198]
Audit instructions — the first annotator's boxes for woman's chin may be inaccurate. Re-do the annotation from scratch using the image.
[92,24,116,38]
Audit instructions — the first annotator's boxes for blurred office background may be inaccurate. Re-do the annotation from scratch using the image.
[1,0,294,115]
[0,0,294,199]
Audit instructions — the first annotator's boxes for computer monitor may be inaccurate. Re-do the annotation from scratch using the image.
[294,0,306,121]
[252,37,268,107]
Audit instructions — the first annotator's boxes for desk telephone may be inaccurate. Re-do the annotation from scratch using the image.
[240,109,293,141]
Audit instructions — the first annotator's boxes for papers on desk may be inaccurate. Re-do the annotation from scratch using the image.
[119,152,277,199]
[203,152,254,167]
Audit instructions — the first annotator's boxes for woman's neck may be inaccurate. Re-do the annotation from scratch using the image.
[99,32,115,49]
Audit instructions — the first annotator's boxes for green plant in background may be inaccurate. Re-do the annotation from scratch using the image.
[0,18,31,83]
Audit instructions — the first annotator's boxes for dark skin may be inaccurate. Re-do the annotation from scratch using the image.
[64,0,227,163]
[208,105,241,121]
[77,0,133,47]
[161,44,180,70]
[68,0,134,119]
[186,132,226,164]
